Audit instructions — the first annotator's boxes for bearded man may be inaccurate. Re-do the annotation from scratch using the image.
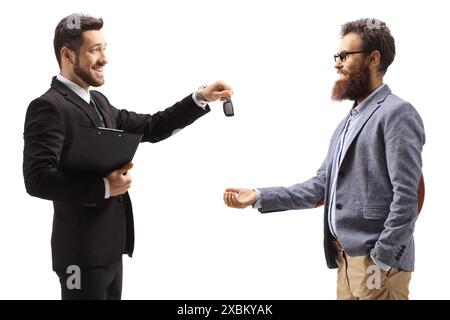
[223,18,425,300]
[23,14,233,300]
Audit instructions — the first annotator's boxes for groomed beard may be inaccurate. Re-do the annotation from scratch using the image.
[73,56,104,87]
[332,62,371,101]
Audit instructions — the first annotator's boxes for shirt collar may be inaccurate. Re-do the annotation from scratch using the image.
[56,73,91,104]
[351,83,387,116]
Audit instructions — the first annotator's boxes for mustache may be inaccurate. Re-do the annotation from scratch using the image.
[93,61,106,67]
[337,70,350,76]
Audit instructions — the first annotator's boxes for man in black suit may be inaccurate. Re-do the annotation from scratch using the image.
[22,13,233,300]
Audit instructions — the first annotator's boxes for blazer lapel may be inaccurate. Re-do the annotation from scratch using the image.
[339,85,392,160]
[51,77,102,127]
[326,117,348,178]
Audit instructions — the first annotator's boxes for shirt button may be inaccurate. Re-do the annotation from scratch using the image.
[336,203,343,210]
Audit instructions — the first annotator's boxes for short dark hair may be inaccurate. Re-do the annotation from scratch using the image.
[53,14,103,68]
[341,18,395,74]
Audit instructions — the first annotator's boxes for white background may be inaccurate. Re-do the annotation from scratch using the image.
[0,0,449,299]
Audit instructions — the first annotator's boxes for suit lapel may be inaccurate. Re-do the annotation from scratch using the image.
[339,85,392,161]
[326,117,348,178]
[51,77,102,127]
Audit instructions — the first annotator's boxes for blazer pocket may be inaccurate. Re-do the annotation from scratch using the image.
[362,206,390,220]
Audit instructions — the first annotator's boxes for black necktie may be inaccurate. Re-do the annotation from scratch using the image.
[89,96,106,127]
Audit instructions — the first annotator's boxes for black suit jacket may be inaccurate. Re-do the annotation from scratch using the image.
[23,77,209,270]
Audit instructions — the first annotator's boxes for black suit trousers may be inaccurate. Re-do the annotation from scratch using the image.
[55,257,123,300]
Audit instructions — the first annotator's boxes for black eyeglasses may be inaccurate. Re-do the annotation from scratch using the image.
[334,50,366,63]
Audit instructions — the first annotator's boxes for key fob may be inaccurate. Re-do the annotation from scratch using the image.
[223,99,234,117]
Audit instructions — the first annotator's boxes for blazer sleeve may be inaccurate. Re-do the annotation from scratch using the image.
[92,91,210,143]
[257,158,327,213]
[23,98,105,204]
[371,102,426,267]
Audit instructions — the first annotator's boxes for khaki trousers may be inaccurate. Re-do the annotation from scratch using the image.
[336,250,412,300]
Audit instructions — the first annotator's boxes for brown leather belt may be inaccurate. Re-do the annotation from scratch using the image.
[332,239,344,252]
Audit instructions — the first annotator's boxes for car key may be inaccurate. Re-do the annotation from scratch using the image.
[223,98,234,117]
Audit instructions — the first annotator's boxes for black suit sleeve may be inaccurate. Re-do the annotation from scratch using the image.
[93,92,210,143]
[23,98,105,204]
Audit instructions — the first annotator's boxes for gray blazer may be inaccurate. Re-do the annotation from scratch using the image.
[258,85,425,271]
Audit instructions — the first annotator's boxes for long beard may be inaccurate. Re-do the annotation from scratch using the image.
[332,63,371,101]
[73,57,104,88]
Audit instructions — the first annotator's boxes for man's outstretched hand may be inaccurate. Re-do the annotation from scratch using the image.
[223,188,257,209]
[202,81,233,102]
